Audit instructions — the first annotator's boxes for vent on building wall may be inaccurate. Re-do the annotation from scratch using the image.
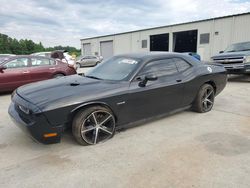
[141,40,147,48]
[200,33,210,44]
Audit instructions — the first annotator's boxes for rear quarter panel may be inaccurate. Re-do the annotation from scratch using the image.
[181,63,227,106]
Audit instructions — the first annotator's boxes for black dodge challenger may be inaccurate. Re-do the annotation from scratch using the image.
[9,52,227,145]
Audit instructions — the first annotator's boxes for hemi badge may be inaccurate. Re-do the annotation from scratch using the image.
[117,101,126,105]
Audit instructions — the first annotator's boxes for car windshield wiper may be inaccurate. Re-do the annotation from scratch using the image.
[85,75,103,80]
[226,50,236,52]
[241,49,250,51]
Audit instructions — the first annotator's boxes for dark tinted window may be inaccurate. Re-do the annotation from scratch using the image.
[5,58,29,68]
[139,59,178,77]
[174,58,191,72]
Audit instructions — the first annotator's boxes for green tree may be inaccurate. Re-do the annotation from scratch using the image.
[0,33,80,56]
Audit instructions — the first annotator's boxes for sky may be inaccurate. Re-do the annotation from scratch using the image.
[0,0,250,48]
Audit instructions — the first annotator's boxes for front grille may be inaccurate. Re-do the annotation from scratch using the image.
[213,57,244,64]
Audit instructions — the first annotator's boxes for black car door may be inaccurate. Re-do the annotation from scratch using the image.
[125,58,184,123]
[174,57,197,107]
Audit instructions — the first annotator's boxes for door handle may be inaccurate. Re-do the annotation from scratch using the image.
[49,67,56,70]
[176,79,182,83]
[23,71,30,74]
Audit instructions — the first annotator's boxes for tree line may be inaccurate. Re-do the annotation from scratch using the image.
[0,33,81,56]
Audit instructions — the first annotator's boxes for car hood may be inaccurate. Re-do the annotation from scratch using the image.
[212,51,250,59]
[16,75,128,111]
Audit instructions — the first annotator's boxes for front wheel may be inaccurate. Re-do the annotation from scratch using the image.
[72,106,116,145]
[192,84,215,113]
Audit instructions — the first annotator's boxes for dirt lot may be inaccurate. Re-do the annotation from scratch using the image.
[0,75,250,188]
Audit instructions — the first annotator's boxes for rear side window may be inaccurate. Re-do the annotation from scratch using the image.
[5,58,29,68]
[31,58,54,67]
[139,58,178,77]
[174,58,191,72]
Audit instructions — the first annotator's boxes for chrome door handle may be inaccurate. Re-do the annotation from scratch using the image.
[49,67,56,70]
[23,71,30,74]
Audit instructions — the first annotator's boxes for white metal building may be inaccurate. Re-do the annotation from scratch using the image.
[80,12,250,61]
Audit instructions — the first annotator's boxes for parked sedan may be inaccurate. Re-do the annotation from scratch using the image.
[0,55,77,92]
[9,52,227,145]
[76,55,102,68]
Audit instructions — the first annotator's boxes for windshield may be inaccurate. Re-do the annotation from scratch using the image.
[225,42,250,52]
[85,56,141,81]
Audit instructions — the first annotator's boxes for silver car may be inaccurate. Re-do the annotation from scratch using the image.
[76,55,103,68]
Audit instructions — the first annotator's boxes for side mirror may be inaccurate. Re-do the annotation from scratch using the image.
[219,51,224,54]
[138,74,158,87]
[0,65,7,71]
[145,75,158,81]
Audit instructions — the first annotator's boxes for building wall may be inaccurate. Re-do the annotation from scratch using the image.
[81,13,250,61]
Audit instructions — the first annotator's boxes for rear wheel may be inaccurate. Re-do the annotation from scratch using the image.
[72,106,116,145]
[53,73,64,78]
[192,84,215,113]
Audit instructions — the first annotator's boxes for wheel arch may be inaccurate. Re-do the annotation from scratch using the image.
[204,80,217,94]
[53,72,66,77]
[69,102,117,124]
[192,79,217,105]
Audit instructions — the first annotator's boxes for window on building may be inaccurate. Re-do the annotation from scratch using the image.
[200,33,210,44]
[141,40,147,48]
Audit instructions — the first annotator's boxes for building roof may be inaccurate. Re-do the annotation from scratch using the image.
[81,12,250,41]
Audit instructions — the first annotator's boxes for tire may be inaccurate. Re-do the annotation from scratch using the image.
[192,84,215,113]
[72,106,116,146]
[95,61,100,66]
[53,73,64,78]
[76,63,81,69]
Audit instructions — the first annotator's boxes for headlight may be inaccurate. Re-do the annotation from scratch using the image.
[11,89,16,99]
[18,105,30,114]
[244,56,250,63]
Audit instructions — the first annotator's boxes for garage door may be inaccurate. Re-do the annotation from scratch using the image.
[100,41,113,60]
[173,30,198,53]
[82,43,91,55]
[150,33,169,51]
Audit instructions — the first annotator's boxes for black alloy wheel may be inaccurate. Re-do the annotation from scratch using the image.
[72,106,116,145]
[193,84,215,113]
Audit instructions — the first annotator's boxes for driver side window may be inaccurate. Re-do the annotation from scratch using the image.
[138,58,178,78]
[5,58,29,69]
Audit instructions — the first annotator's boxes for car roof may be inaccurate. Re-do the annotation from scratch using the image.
[1,55,55,62]
[231,41,250,45]
[114,52,199,65]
